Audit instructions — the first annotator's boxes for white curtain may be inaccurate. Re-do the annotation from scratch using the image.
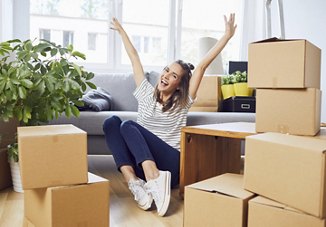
[239,0,265,60]
[0,0,14,41]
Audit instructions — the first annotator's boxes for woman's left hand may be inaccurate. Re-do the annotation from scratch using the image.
[224,13,237,39]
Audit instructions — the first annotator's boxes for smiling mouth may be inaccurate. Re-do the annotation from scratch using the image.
[161,79,169,86]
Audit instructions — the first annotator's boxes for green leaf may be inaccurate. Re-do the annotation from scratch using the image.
[67,44,73,52]
[86,72,95,80]
[18,86,27,99]
[50,48,58,57]
[65,105,71,118]
[72,63,82,76]
[24,40,33,51]
[86,81,97,89]
[21,79,33,88]
[71,51,86,60]
[71,105,80,117]
[0,81,6,92]
[63,80,70,92]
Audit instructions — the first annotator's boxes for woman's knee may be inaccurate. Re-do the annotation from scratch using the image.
[120,120,135,133]
[103,115,121,132]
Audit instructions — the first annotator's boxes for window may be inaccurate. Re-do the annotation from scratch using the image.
[88,33,97,51]
[180,0,243,72]
[132,35,141,53]
[63,31,74,47]
[39,29,51,41]
[27,0,243,73]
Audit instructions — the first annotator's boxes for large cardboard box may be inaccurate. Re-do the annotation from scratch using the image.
[184,173,255,227]
[244,132,326,218]
[248,196,326,227]
[0,119,19,149]
[189,75,222,112]
[24,172,109,227]
[0,148,12,190]
[256,88,321,136]
[18,124,88,189]
[248,38,321,89]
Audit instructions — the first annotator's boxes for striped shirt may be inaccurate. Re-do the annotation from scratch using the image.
[133,79,194,151]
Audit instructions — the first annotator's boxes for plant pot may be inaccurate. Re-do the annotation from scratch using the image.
[233,82,253,96]
[9,160,23,193]
[221,84,235,99]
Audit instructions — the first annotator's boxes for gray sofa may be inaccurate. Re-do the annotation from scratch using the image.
[48,72,255,155]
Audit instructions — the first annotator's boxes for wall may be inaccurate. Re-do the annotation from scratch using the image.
[280,0,326,122]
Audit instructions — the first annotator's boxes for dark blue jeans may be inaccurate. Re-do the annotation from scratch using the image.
[103,115,180,188]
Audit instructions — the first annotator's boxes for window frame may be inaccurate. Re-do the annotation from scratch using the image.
[4,0,245,74]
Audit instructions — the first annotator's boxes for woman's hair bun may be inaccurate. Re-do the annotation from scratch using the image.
[187,63,194,70]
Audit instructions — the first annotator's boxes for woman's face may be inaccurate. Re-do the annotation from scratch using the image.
[157,62,184,95]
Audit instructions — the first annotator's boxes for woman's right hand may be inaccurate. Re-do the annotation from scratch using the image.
[110,17,124,34]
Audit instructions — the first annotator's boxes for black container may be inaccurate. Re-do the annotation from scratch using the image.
[221,96,256,113]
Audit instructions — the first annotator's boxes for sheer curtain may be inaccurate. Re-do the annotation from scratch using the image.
[239,0,265,61]
[0,0,13,41]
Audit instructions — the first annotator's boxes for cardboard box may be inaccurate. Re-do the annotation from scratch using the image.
[248,196,325,227]
[256,88,321,136]
[24,172,109,227]
[184,173,255,227]
[0,148,12,190]
[189,75,222,112]
[244,132,326,218]
[0,119,18,149]
[18,124,88,189]
[248,38,321,88]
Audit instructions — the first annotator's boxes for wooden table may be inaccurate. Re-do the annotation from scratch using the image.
[179,122,257,196]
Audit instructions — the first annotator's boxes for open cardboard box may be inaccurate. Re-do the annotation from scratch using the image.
[184,173,255,227]
[248,38,321,89]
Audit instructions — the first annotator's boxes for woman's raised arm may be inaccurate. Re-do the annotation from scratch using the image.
[189,13,237,99]
[110,17,145,87]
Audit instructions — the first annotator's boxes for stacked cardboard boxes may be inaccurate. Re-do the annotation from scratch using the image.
[248,38,322,136]
[244,38,325,226]
[18,124,110,227]
[184,38,324,226]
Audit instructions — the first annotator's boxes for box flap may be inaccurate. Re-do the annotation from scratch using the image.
[188,173,254,199]
[87,172,109,184]
[18,124,86,137]
[252,37,303,44]
[251,196,304,214]
[247,132,326,154]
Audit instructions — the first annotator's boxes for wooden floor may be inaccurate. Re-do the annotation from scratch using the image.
[0,155,184,227]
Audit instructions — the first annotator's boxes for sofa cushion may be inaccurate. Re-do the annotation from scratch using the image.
[89,72,160,112]
[90,73,138,111]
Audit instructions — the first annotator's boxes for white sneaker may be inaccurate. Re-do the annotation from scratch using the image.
[128,178,153,210]
[144,171,171,216]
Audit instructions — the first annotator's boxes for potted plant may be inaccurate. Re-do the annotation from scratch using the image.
[0,39,96,192]
[231,70,253,96]
[221,74,235,99]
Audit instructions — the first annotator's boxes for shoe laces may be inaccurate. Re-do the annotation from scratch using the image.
[128,180,146,202]
[145,181,161,203]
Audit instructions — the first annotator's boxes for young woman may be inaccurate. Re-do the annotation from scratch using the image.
[103,14,237,216]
